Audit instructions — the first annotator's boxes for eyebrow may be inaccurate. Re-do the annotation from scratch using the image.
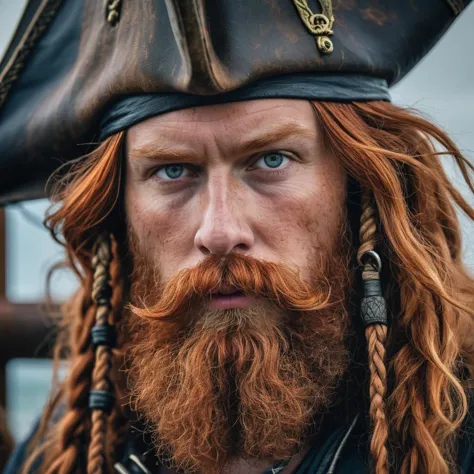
[128,122,316,161]
[129,143,194,162]
[234,122,316,155]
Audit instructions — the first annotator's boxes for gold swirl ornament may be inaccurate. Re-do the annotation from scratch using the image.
[106,0,122,26]
[292,0,335,54]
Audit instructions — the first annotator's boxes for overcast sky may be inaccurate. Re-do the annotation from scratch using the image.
[1,1,473,302]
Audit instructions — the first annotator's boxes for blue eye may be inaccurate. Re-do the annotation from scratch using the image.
[255,153,289,169]
[156,164,186,180]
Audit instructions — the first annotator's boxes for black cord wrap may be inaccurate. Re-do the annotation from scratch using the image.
[89,390,115,413]
[363,279,382,298]
[91,324,116,347]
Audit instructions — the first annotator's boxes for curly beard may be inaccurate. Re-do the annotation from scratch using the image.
[125,236,352,473]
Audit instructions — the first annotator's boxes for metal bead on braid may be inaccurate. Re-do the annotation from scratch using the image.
[88,234,116,474]
[360,250,387,327]
[357,193,388,328]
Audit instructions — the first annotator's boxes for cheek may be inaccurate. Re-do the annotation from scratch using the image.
[125,185,196,280]
[254,166,346,280]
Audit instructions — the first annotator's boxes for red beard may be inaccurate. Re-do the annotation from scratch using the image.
[126,246,352,473]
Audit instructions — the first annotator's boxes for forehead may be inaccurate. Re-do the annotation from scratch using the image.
[126,99,320,147]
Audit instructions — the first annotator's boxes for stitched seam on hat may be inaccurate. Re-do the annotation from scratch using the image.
[445,0,463,15]
[0,0,63,112]
[0,1,29,69]
[170,0,219,92]
[0,0,50,79]
[164,0,192,89]
[193,0,237,91]
[190,0,221,91]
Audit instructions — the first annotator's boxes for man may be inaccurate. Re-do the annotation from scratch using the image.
[1,0,474,473]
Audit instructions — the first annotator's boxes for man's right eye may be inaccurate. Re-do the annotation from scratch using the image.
[155,164,189,180]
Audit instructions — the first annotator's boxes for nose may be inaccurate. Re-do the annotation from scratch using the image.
[194,178,254,256]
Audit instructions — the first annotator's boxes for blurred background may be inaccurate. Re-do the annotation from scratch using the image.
[0,0,473,468]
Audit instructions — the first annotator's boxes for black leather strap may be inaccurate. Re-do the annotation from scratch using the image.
[99,73,390,140]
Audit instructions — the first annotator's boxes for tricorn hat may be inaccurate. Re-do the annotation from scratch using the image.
[0,0,471,203]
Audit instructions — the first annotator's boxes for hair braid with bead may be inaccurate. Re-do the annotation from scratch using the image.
[357,191,389,474]
[19,135,126,474]
[87,235,115,474]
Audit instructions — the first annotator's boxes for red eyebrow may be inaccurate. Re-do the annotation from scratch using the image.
[128,144,196,162]
[234,123,315,155]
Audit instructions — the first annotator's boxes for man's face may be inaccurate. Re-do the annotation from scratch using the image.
[123,99,351,473]
[125,99,346,289]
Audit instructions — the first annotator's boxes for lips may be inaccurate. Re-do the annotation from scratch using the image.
[208,285,250,309]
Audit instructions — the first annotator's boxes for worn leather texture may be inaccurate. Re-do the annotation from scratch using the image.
[98,73,391,140]
[0,0,472,203]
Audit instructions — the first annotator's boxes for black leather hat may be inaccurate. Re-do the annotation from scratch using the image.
[0,0,471,203]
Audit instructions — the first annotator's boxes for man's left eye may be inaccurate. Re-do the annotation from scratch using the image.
[253,152,290,169]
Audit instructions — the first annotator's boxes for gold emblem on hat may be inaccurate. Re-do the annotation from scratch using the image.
[105,0,122,26]
[292,0,335,54]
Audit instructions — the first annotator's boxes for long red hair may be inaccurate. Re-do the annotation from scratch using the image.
[21,101,474,474]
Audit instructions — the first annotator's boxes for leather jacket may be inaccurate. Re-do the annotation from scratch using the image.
[7,411,473,474]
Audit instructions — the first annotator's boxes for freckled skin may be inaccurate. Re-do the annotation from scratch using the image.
[125,99,347,285]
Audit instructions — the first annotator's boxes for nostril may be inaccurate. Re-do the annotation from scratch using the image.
[199,245,211,255]
[235,243,250,252]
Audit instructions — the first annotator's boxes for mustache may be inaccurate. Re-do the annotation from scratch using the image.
[130,253,333,320]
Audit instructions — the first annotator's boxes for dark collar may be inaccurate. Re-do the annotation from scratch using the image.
[113,414,362,474]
